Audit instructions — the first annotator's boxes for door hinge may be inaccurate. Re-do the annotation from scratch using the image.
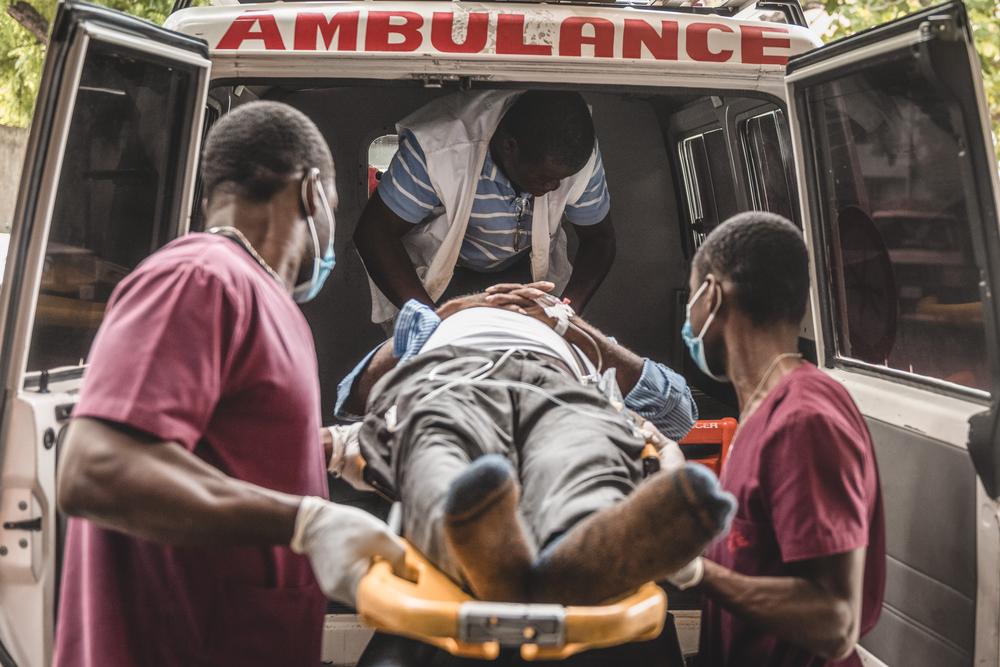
[920,15,962,43]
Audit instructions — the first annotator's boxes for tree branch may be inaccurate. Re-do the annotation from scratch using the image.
[6,1,49,45]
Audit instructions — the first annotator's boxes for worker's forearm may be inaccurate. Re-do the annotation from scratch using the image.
[562,234,615,312]
[700,559,858,659]
[355,228,434,308]
[59,419,300,547]
[564,315,643,392]
[345,341,399,415]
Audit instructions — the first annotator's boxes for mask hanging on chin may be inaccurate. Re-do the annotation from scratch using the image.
[681,279,729,383]
[293,168,337,304]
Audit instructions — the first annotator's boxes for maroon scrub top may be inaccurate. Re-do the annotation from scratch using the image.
[698,363,886,667]
[53,234,329,667]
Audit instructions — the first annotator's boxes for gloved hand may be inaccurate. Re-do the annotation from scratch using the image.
[290,496,407,606]
[666,556,704,590]
[637,418,686,472]
[326,423,373,492]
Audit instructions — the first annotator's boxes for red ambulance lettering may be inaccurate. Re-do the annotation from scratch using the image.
[740,25,791,65]
[367,11,424,52]
[217,11,285,51]
[293,11,359,51]
[622,19,679,60]
[559,17,614,58]
[431,11,489,54]
[496,14,552,56]
[686,22,734,62]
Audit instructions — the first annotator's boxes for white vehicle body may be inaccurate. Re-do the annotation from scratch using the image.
[0,1,997,666]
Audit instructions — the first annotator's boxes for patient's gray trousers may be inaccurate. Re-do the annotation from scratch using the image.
[358,346,646,583]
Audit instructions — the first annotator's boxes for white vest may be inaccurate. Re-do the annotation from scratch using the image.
[366,90,599,323]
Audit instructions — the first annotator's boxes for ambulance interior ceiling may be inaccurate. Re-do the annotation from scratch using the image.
[205,82,777,420]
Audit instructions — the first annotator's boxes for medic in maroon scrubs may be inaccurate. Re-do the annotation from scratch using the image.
[669,212,885,667]
[53,102,405,667]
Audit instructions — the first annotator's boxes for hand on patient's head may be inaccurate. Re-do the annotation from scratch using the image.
[483,282,564,326]
[436,281,558,321]
[435,292,495,319]
[485,280,555,296]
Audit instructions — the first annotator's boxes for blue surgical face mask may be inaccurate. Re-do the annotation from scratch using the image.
[293,169,336,304]
[682,279,728,383]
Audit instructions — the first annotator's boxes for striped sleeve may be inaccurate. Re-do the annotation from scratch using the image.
[624,359,698,441]
[564,146,611,226]
[333,299,442,421]
[376,130,442,224]
[393,299,442,361]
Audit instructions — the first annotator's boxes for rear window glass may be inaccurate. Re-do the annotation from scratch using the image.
[741,109,796,222]
[367,134,398,198]
[25,42,196,376]
[678,128,738,247]
[804,53,988,393]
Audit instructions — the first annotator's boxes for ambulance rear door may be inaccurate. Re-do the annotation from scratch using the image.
[0,3,209,665]
[785,2,1000,665]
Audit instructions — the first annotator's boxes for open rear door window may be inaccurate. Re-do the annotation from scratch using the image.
[0,3,208,664]
[1,2,209,389]
[786,1,1000,495]
[787,7,1000,665]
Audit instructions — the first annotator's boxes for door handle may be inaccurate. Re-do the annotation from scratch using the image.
[2,517,41,532]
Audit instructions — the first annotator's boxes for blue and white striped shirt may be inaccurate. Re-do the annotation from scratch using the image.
[378,130,611,272]
[335,300,698,441]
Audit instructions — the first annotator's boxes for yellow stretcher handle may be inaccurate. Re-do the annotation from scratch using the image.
[356,540,667,661]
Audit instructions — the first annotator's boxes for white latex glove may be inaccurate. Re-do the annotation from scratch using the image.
[326,423,374,492]
[637,418,685,473]
[290,496,407,606]
[666,557,704,591]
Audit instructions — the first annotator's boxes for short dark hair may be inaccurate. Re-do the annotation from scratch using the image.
[201,101,335,203]
[499,91,595,170]
[693,212,809,326]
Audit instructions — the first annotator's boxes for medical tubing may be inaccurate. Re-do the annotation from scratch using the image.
[534,294,602,373]
[387,351,637,437]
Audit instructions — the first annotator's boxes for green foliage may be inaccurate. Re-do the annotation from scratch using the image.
[0,0,184,126]
[821,0,1000,158]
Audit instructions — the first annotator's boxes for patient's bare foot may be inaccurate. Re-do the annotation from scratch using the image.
[443,455,536,601]
[530,463,735,604]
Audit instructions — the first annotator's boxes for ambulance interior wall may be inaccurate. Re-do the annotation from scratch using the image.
[237,85,691,420]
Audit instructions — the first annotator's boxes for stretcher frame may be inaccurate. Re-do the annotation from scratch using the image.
[357,541,668,661]
[354,418,736,661]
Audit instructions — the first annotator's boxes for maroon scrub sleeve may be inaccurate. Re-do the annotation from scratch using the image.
[759,411,873,564]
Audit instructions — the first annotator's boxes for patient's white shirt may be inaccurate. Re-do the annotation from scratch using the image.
[421,307,596,379]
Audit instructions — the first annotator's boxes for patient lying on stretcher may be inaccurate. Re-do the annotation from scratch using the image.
[332,287,736,605]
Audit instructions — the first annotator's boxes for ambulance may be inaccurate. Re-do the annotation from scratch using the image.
[0,0,997,664]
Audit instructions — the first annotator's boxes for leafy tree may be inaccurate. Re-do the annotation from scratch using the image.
[819,0,1000,158]
[0,0,179,126]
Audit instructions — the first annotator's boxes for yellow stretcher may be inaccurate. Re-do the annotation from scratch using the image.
[356,541,668,662]
[355,442,670,662]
